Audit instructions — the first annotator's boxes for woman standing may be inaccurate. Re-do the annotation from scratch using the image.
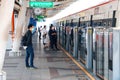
[42,25,49,48]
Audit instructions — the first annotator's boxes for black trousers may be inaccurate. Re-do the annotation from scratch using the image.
[51,39,57,49]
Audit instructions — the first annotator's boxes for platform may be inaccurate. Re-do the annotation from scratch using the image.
[3,34,98,80]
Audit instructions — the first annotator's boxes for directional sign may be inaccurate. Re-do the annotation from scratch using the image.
[29,1,54,8]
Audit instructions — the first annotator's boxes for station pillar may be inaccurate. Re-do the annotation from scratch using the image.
[0,0,15,80]
[12,0,28,54]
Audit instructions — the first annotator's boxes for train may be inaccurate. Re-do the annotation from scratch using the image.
[55,0,120,80]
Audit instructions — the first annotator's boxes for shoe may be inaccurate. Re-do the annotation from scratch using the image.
[56,48,60,50]
[30,66,38,69]
[50,48,54,50]
[26,66,30,69]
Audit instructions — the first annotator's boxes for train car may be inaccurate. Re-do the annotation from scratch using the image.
[55,0,120,80]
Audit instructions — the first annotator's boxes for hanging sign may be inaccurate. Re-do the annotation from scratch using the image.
[29,1,54,8]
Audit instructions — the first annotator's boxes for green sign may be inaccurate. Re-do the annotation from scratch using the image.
[29,1,54,8]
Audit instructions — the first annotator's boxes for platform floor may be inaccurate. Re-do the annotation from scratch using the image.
[3,34,98,80]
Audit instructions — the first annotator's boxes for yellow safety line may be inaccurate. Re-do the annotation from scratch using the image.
[60,46,95,80]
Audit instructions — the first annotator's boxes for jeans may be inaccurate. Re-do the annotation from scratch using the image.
[25,45,34,67]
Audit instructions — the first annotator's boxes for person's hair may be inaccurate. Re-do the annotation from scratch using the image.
[50,24,53,27]
[49,24,53,30]
[28,24,33,29]
[44,25,46,28]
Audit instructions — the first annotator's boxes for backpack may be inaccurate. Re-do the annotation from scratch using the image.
[21,33,27,46]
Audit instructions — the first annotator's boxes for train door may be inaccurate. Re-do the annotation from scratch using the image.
[78,27,82,60]
[95,28,105,79]
[92,28,105,78]
[103,29,113,80]
[69,27,74,55]
[62,26,66,48]
[78,27,87,65]
[68,19,74,55]
[77,18,82,60]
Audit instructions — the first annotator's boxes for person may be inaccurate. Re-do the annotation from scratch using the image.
[48,24,53,49]
[42,25,49,48]
[24,24,37,69]
[50,26,59,50]
[38,26,42,40]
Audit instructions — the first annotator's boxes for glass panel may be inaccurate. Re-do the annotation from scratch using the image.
[62,27,66,48]
[60,27,62,45]
[69,28,74,55]
[96,31,104,77]
[78,28,86,64]
[108,32,113,70]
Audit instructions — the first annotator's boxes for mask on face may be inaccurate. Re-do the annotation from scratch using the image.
[32,28,34,31]
[32,28,35,34]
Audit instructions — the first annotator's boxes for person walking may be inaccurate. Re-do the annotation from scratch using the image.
[24,24,37,69]
[38,26,42,40]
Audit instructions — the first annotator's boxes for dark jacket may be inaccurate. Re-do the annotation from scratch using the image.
[48,29,52,40]
[26,30,32,46]
[50,30,57,40]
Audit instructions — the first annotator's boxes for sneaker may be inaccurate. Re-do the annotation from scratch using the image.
[26,66,30,69]
[30,66,38,69]
[56,48,60,50]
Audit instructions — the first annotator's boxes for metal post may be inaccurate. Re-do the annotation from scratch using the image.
[104,30,109,80]
[113,28,120,80]
[73,27,78,58]
[86,27,93,69]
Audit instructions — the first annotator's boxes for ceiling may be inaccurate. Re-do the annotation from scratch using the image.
[31,0,77,18]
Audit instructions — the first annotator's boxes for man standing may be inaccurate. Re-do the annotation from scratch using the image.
[24,24,37,69]
[50,26,59,50]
